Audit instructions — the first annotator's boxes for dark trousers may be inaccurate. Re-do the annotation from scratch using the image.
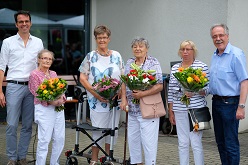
[212,96,240,165]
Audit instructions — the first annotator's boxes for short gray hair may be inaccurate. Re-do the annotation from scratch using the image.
[131,37,150,49]
[210,23,229,37]
[38,49,55,60]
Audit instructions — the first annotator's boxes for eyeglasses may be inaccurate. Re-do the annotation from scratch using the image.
[96,37,109,40]
[179,48,193,52]
[212,34,226,39]
[40,57,53,61]
[17,20,31,24]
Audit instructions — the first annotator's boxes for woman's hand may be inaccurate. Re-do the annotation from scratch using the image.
[185,90,206,97]
[48,95,66,106]
[184,91,195,98]
[120,100,128,112]
[120,95,128,112]
[198,89,206,96]
[132,90,143,99]
[97,95,109,103]
[169,110,176,125]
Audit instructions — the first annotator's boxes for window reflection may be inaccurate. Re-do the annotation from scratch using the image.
[0,0,87,75]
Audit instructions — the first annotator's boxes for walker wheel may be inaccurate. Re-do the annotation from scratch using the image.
[65,156,78,165]
[161,119,171,134]
[161,118,177,135]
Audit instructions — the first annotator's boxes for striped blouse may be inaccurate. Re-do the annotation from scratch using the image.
[168,60,210,111]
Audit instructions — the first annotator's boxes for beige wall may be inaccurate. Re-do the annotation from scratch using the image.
[227,0,248,131]
[91,0,248,132]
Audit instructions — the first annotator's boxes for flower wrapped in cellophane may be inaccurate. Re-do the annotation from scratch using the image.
[120,63,157,103]
[173,67,208,106]
[92,76,121,110]
[36,78,67,112]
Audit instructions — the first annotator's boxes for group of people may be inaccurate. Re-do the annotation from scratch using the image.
[0,10,247,165]
[78,23,247,165]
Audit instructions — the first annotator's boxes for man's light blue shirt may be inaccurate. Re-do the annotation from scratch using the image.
[209,42,248,96]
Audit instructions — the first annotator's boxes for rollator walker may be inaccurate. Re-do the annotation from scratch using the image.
[65,85,130,165]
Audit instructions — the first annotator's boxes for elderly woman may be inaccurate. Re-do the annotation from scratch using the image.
[168,40,209,165]
[79,25,124,165]
[120,37,163,165]
[29,49,66,165]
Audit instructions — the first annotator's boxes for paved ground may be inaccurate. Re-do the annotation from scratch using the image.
[0,121,248,165]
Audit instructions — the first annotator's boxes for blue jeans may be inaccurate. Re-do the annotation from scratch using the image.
[212,96,240,165]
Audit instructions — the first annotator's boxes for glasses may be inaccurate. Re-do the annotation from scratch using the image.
[40,57,53,61]
[179,48,193,52]
[96,37,109,40]
[212,34,226,39]
[17,20,31,24]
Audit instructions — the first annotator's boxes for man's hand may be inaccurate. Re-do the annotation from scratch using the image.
[0,92,6,107]
[236,108,245,120]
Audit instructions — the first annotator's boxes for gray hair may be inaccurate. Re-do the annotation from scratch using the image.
[37,49,55,60]
[131,37,150,49]
[210,23,229,37]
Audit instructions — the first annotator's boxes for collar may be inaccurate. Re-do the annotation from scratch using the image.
[214,42,231,56]
[16,32,32,40]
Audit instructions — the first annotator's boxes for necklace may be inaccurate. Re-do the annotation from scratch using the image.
[45,73,51,79]
[39,68,50,79]
[96,49,111,57]
[135,56,147,69]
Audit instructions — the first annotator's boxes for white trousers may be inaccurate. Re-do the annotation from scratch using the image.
[128,114,159,165]
[174,111,204,165]
[35,104,65,165]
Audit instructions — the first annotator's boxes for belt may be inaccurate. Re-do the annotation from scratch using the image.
[7,80,29,85]
[213,95,240,100]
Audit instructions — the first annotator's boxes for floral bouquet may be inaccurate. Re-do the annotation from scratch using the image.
[92,75,121,110]
[120,63,157,103]
[173,67,208,106]
[36,78,68,112]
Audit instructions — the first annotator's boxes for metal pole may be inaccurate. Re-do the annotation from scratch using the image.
[123,106,129,165]
[109,97,118,160]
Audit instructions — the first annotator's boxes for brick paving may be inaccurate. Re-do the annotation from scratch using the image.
[0,122,248,165]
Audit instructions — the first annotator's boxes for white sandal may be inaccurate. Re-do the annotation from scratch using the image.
[90,160,97,165]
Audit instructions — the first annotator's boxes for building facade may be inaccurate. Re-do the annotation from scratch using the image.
[1,0,247,131]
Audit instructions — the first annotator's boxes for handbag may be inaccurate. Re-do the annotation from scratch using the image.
[139,92,166,119]
[188,107,211,132]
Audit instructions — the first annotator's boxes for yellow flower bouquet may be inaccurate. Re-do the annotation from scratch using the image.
[36,78,68,112]
[173,67,208,106]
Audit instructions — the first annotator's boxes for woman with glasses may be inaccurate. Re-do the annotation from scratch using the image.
[29,49,66,165]
[79,25,124,165]
[168,40,209,165]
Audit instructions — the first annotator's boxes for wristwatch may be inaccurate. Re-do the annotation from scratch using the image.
[238,104,246,109]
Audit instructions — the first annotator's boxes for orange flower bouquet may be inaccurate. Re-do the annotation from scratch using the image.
[173,67,208,106]
[36,78,68,112]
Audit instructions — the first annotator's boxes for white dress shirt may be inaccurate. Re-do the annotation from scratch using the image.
[0,33,44,81]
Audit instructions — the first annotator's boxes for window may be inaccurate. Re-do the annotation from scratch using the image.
[0,0,90,75]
